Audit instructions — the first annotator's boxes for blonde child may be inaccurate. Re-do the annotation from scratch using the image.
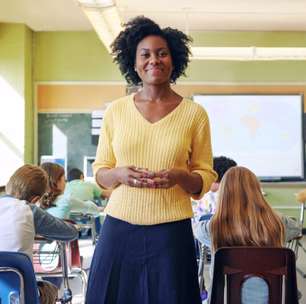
[0,164,78,304]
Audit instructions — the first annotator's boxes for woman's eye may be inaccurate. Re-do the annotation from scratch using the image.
[159,51,168,57]
[140,53,150,58]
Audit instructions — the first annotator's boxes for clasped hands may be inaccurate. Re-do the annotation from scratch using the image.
[117,166,183,189]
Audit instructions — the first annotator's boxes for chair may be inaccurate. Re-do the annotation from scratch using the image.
[210,247,298,304]
[288,191,306,278]
[197,241,210,300]
[194,214,213,300]
[0,251,40,304]
[69,212,100,244]
[33,237,87,303]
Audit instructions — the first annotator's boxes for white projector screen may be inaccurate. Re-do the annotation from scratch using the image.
[193,94,304,181]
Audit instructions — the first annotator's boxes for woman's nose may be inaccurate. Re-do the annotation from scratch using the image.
[149,54,160,64]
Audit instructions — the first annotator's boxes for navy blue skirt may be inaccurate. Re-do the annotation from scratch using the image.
[85,215,201,304]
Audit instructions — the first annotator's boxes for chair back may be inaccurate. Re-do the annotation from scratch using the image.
[287,194,306,278]
[33,236,87,302]
[33,238,82,274]
[210,247,298,304]
[69,212,99,244]
[69,239,82,268]
[0,251,39,304]
[298,200,305,232]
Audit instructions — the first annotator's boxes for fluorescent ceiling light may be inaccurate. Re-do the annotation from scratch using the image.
[78,0,122,52]
[78,0,114,7]
[191,46,306,60]
[78,1,306,60]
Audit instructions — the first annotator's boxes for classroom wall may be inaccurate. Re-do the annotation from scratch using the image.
[37,83,306,111]
[24,26,33,164]
[33,31,306,82]
[2,25,306,219]
[33,31,122,82]
[190,31,306,82]
[0,23,33,185]
[1,28,305,168]
[32,30,306,221]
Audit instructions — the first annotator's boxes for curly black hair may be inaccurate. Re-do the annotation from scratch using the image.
[213,156,237,182]
[111,16,192,85]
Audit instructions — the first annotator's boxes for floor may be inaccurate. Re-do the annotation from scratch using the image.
[58,238,94,304]
[62,236,306,304]
[296,238,306,302]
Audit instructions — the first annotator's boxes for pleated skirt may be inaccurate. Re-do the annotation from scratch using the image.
[85,215,201,304]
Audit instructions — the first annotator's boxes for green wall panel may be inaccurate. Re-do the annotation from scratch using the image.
[33,30,306,82]
[0,23,34,184]
[192,31,306,47]
[24,26,33,163]
[34,31,123,81]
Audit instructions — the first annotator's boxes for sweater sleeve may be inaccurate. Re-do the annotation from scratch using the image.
[189,111,217,200]
[93,108,116,183]
[30,204,78,241]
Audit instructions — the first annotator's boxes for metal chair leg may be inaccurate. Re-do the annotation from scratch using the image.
[59,242,73,303]
[296,240,306,278]
[80,269,88,297]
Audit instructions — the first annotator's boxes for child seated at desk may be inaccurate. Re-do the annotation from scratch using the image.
[65,168,111,208]
[194,166,300,303]
[0,164,78,304]
[194,156,237,221]
[40,163,101,219]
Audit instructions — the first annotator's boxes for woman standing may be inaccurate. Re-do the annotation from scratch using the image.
[86,16,217,304]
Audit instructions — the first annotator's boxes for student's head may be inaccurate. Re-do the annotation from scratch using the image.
[210,166,285,251]
[111,16,192,86]
[5,164,48,203]
[213,156,237,183]
[40,162,65,209]
[67,168,84,182]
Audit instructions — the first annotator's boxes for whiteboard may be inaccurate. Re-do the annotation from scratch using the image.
[193,94,304,181]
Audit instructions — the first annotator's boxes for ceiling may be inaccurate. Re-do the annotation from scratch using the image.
[1,0,306,32]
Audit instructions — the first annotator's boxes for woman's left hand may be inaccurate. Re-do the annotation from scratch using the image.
[151,169,203,194]
[152,169,185,189]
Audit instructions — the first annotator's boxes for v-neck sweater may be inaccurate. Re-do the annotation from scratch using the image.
[93,94,217,225]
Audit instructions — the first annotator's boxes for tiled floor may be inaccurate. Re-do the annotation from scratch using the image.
[62,236,306,304]
[58,239,94,304]
[296,238,306,302]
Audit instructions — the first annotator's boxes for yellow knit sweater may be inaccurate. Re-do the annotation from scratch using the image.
[93,94,217,225]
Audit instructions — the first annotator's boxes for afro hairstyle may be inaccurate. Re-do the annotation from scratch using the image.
[111,16,192,85]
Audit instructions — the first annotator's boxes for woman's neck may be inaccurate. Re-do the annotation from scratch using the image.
[137,83,173,102]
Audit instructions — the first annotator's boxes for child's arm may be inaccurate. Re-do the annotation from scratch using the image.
[92,183,111,199]
[281,214,302,242]
[69,196,100,215]
[193,220,212,248]
[30,204,78,241]
[101,189,112,199]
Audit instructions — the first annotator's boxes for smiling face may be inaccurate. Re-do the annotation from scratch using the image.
[135,35,173,86]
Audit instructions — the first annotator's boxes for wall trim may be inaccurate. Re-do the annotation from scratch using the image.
[35,80,306,86]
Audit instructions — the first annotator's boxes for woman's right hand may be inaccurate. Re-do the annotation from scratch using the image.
[115,166,155,188]
[96,166,155,189]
